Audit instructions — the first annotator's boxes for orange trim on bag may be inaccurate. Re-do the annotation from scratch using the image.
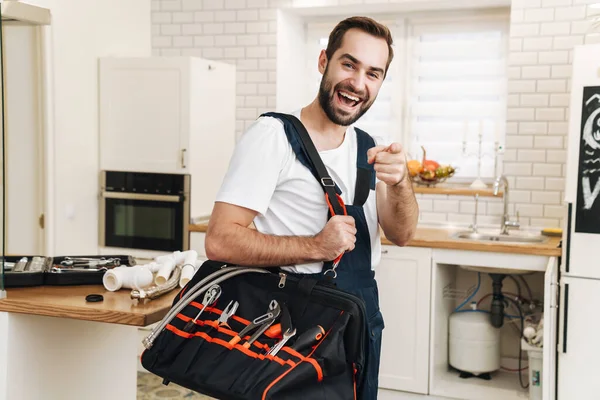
[304,357,323,381]
[261,312,343,400]
[174,313,272,352]
[165,323,299,368]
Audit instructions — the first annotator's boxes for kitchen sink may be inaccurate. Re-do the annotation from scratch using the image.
[451,231,548,244]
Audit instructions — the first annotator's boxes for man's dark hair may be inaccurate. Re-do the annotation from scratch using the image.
[325,16,394,75]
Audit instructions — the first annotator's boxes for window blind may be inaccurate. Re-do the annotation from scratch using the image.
[406,17,509,179]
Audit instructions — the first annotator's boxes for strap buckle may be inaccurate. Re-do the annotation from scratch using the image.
[320,177,335,187]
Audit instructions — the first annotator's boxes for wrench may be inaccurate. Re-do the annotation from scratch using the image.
[229,300,280,347]
[183,284,222,332]
[267,327,296,356]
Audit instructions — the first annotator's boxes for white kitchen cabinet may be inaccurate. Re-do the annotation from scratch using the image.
[557,276,600,400]
[377,245,432,394]
[99,56,236,218]
[428,250,559,400]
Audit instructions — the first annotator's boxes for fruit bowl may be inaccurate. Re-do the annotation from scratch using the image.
[407,146,456,187]
[411,167,456,187]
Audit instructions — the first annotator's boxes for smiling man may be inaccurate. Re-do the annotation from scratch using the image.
[206,16,419,399]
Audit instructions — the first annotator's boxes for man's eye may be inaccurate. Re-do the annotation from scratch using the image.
[369,72,379,79]
[343,63,354,69]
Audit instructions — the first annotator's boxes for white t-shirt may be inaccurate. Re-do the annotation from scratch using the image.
[215,110,382,274]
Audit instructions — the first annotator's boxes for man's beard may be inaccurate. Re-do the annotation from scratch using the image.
[318,68,374,126]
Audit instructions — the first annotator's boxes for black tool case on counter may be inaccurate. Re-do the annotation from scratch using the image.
[2,255,48,287]
[1,255,136,287]
[141,260,370,400]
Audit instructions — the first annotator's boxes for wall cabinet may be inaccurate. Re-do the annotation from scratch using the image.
[99,57,236,219]
[377,245,432,394]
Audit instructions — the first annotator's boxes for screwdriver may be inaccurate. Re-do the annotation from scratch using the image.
[290,325,325,353]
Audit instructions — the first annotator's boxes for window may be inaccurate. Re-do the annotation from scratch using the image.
[406,15,509,180]
[304,11,510,181]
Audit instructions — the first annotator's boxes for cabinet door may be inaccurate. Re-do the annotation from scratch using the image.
[557,276,600,400]
[543,257,558,400]
[99,57,190,173]
[377,245,432,394]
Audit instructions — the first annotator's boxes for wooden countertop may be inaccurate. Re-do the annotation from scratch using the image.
[0,284,178,327]
[190,223,562,257]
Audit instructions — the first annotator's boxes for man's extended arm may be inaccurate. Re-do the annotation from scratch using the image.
[376,176,419,246]
[205,202,357,266]
[369,142,419,246]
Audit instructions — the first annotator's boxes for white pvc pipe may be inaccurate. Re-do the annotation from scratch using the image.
[179,264,196,288]
[178,250,198,288]
[155,251,180,265]
[103,265,154,292]
[154,258,176,286]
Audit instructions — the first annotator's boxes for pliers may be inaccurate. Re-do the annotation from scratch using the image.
[229,300,281,348]
[208,300,239,331]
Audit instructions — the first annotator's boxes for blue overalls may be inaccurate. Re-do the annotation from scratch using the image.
[262,112,385,400]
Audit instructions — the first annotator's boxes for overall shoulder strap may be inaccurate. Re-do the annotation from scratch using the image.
[353,127,377,207]
[260,112,346,216]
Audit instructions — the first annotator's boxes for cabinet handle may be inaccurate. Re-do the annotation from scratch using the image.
[561,283,569,353]
[181,149,187,169]
[381,249,388,254]
[565,203,572,273]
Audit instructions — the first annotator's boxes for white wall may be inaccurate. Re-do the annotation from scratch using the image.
[151,0,600,231]
[276,9,309,111]
[22,0,152,255]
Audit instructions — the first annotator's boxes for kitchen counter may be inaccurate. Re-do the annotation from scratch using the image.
[190,222,562,257]
[0,284,177,326]
[0,284,179,400]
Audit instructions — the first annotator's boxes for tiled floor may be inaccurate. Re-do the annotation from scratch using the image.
[137,372,451,399]
[137,372,209,399]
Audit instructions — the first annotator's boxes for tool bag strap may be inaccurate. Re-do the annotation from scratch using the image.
[260,112,345,216]
[353,126,377,207]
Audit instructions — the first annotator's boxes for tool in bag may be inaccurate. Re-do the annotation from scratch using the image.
[141,113,380,400]
[230,300,280,348]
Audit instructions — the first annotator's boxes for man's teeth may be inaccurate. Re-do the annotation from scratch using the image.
[339,91,360,102]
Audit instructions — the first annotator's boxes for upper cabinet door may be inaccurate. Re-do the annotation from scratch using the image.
[377,245,432,394]
[99,57,191,173]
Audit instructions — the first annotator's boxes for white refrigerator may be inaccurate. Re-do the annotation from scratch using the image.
[559,43,600,400]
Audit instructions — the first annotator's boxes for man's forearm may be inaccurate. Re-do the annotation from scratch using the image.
[378,177,419,246]
[205,224,323,267]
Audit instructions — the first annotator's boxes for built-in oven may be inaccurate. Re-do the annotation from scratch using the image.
[99,170,190,252]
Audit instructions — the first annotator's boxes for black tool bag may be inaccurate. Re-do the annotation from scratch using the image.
[141,261,368,400]
[141,113,369,399]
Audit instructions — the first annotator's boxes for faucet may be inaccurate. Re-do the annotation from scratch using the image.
[470,194,479,233]
[493,175,520,235]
